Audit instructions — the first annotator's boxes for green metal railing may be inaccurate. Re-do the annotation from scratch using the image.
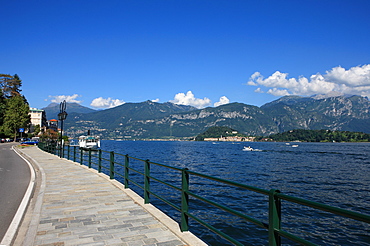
[38,142,370,245]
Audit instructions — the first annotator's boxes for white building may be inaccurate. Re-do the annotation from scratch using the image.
[29,108,47,133]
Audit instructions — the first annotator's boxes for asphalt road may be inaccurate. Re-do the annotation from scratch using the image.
[0,143,31,242]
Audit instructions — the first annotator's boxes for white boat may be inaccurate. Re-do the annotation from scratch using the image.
[243,146,263,152]
[292,145,299,148]
[79,135,101,150]
[243,146,254,151]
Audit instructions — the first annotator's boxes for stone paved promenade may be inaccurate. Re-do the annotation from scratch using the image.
[13,146,206,246]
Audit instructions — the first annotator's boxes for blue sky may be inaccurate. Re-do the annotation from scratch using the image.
[2,0,370,110]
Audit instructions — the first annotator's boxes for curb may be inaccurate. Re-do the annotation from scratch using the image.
[18,147,47,246]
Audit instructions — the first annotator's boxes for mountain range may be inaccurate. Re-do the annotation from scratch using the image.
[43,102,96,119]
[42,95,370,139]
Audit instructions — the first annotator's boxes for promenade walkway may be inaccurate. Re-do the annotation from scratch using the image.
[13,146,206,246]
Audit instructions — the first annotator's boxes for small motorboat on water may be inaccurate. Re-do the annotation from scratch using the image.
[242,146,263,151]
[243,146,254,151]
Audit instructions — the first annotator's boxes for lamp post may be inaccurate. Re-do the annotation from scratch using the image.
[58,100,68,157]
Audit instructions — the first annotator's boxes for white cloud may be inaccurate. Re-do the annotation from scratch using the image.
[248,64,370,97]
[325,64,370,86]
[49,94,82,104]
[214,96,230,107]
[90,97,125,109]
[170,91,211,108]
[267,88,290,96]
[151,98,160,102]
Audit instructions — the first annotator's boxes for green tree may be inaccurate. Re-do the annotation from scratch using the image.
[0,89,6,129]
[33,124,41,135]
[2,95,30,141]
[40,129,59,141]
[0,74,22,98]
[0,92,6,137]
[195,126,248,141]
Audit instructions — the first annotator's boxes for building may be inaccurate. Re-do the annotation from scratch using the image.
[29,108,47,133]
[203,136,256,142]
[48,119,58,132]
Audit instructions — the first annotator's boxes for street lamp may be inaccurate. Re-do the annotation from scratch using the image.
[58,100,68,157]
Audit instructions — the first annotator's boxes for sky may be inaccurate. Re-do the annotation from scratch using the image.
[1,0,370,110]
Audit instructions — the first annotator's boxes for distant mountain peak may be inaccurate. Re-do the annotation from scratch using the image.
[312,92,345,100]
[42,102,96,119]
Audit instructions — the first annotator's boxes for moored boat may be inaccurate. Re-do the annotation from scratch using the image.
[79,135,100,150]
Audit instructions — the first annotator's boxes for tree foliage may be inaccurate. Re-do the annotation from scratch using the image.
[40,129,59,141]
[0,74,30,139]
[0,89,6,128]
[0,74,22,98]
[2,95,30,140]
[33,124,41,135]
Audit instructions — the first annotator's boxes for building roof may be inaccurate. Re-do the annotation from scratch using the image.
[30,107,44,112]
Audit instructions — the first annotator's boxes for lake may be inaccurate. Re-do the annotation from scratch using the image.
[99,140,370,245]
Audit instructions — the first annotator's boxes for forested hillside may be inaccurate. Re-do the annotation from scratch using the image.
[268,129,370,142]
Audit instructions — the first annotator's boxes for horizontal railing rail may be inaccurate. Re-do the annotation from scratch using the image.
[38,141,370,246]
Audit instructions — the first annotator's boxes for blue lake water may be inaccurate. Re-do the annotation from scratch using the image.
[97,140,370,245]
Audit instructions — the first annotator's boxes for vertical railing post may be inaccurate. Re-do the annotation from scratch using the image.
[181,168,189,232]
[80,148,83,165]
[88,149,92,168]
[61,143,64,158]
[124,154,129,188]
[144,159,150,204]
[98,149,102,173]
[67,145,70,160]
[73,146,76,162]
[268,189,281,246]
[109,151,114,179]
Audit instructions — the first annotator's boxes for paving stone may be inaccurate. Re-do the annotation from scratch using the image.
[93,234,114,241]
[157,240,184,246]
[120,234,147,242]
[143,238,158,244]
[97,224,133,232]
[126,240,146,246]
[18,147,192,246]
